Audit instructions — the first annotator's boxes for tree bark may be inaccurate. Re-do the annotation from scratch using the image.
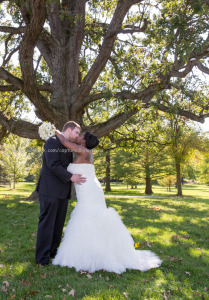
[176,162,182,196]
[145,177,153,194]
[105,151,111,192]
[27,190,39,201]
[145,165,153,194]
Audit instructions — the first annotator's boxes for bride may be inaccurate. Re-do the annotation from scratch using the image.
[52,130,162,274]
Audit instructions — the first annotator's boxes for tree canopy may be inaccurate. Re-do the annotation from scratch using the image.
[0,0,209,140]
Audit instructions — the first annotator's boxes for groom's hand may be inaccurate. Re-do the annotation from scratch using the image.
[70,174,86,185]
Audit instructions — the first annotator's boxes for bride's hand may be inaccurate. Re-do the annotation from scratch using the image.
[55,129,61,135]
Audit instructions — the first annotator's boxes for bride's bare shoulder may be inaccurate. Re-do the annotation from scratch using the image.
[75,149,94,164]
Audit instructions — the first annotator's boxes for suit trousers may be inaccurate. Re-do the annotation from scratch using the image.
[36,194,69,265]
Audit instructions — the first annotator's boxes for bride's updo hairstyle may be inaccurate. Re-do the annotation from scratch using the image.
[84,132,99,150]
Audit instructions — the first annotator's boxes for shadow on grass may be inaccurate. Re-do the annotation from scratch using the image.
[0,193,208,299]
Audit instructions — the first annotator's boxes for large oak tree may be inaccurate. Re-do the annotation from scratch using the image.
[0,0,209,139]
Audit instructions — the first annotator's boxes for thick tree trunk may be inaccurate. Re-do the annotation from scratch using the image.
[27,190,39,201]
[145,164,153,194]
[145,176,153,194]
[176,162,182,196]
[105,151,111,192]
[27,186,77,201]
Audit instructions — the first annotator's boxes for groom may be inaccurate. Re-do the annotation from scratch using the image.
[35,121,86,266]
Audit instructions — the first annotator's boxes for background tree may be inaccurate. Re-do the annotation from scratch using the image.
[0,0,209,140]
[166,114,204,195]
[112,149,141,189]
[25,139,44,182]
[158,175,176,192]
[1,135,30,188]
[199,158,209,184]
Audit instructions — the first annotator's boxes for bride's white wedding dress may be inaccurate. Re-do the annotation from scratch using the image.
[52,163,162,273]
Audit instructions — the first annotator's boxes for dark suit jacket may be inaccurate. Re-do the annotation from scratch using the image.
[36,135,73,199]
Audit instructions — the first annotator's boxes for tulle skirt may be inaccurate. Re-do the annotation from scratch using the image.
[52,203,162,274]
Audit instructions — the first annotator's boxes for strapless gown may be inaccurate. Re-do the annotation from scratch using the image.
[52,163,162,273]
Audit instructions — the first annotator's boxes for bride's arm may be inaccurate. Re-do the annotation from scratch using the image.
[55,130,86,154]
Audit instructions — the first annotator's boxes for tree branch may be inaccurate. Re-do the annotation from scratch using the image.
[83,106,139,137]
[36,29,55,71]
[65,0,86,93]
[0,126,9,143]
[2,46,20,67]
[84,83,166,107]
[118,18,149,34]
[170,59,197,78]
[0,67,23,89]
[74,0,142,107]
[19,0,55,122]
[195,60,209,75]
[46,0,63,42]
[0,83,52,92]
[0,26,26,34]
[156,103,209,123]
[0,111,40,139]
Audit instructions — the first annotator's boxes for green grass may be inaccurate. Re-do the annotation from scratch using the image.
[0,184,209,299]
[0,182,36,195]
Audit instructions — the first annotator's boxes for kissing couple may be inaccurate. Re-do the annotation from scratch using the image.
[35,121,162,274]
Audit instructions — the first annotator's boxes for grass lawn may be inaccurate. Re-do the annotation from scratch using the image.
[0,183,208,299]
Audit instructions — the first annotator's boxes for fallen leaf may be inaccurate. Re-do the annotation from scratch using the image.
[168,256,182,262]
[122,292,128,298]
[146,242,152,248]
[152,206,160,210]
[109,285,114,288]
[184,272,191,276]
[1,286,7,292]
[134,243,140,248]
[41,273,46,279]
[3,281,10,287]
[66,284,70,288]
[45,296,52,298]
[29,291,39,296]
[68,289,75,297]
[21,280,31,286]
[86,274,92,279]
[172,235,179,240]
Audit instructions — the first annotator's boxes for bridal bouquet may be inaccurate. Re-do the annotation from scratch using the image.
[39,122,56,140]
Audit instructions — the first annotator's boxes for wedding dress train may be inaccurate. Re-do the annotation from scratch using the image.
[52,163,162,274]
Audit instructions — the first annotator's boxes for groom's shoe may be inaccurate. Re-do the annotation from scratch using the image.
[37,262,49,267]
[50,253,56,259]
[36,258,49,266]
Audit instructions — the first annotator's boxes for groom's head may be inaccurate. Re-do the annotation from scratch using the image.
[62,121,81,142]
